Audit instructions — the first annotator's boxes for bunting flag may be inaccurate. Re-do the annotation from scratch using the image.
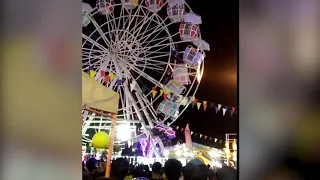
[130,80,136,91]
[163,93,168,99]
[141,85,147,94]
[172,125,227,144]
[116,79,122,87]
[152,87,157,98]
[109,72,115,81]
[203,101,207,111]
[197,102,201,110]
[87,74,237,116]
[100,70,105,77]
[105,75,110,84]
[89,70,96,77]
[160,89,164,96]
[222,108,227,116]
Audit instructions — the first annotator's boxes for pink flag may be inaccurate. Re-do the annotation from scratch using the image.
[184,124,193,149]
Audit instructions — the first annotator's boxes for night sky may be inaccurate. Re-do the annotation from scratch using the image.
[174,0,238,148]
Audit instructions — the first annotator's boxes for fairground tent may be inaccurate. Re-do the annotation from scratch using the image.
[82,72,119,113]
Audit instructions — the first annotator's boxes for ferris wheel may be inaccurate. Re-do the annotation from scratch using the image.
[82,0,210,157]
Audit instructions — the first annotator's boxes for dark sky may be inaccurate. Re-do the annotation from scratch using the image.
[174,0,238,147]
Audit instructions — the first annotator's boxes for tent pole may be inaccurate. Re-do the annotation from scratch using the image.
[105,113,117,178]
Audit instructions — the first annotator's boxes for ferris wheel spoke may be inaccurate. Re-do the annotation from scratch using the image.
[135,17,167,40]
[141,32,180,52]
[105,14,116,48]
[140,36,171,47]
[137,16,172,43]
[117,4,143,44]
[127,11,156,42]
[143,39,189,52]
[109,12,119,44]
[117,55,164,87]
[83,47,106,54]
[82,34,108,52]
[87,14,112,48]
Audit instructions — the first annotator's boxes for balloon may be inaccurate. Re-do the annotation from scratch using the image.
[92,131,110,148]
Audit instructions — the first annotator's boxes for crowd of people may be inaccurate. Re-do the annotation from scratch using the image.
[82,157,237,180]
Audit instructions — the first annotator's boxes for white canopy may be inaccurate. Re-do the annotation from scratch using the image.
[82,72,119,114]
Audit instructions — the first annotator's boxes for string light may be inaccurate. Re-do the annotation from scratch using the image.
[232,140,237,150]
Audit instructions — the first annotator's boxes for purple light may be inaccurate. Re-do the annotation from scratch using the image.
[155,126,176,139]
[139,137,158,157]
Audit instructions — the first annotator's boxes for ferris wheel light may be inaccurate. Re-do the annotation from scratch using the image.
[116,124,131,141]
[224,148,230,154]
[232,140,237,150]
[183,152,189,157]
[176,150,182,156]
[164,150,169,156]
[209,150,219,158]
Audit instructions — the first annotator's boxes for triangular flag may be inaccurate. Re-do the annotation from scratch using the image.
[191,131,194,135]
[210,102,214,108]
[181,128,184,131]
[172,48,179,56]
[222,108,227,116]
[193,98,198,104]
[163,93,167,100]
[152,87,157,98]
[116,79,122,87]
[152,90,157,98]
[109,73,115,80]
[219,140,222,143]
[89,70,96,77]
[130,81,136,91]
[214,138,217,142]
[187,97,191,103]
[141,85,147,94]
[218,104,222,110]
[173,96,177,102]
[176,126,179,130]
[104,75,110,84]
[203,101,207,111]
[167,92,171,99]
[100,70,105,77]
[204,136,208,140]
[160,89,164,96]
[197,102,201,110]
[203,104,207,111]
[89,66,93,70]
[209,137,212,140]
[230,107,236,116]
[215,106,219,113]
[199,134,203,138]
